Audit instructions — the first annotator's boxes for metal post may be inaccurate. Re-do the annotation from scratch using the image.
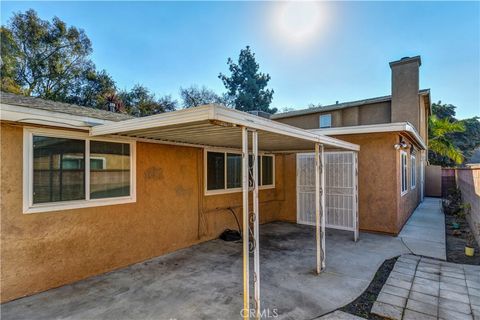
[252,130,260,319]
[320,144,326,271]
[242,127,250,318]
[314,143,321,274]
[353,152,359,242]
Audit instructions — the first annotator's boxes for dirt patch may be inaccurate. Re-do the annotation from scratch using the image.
[445,213,480,265]
[339,257,398,319]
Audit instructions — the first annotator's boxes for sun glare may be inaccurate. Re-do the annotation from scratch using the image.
[273,2,324,46]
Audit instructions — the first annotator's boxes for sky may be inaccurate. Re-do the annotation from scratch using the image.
[1,1,479,119]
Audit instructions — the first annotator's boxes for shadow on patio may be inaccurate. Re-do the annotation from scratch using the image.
[1,222,413,320]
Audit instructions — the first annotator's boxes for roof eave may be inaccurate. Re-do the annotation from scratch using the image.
[309,122,427,150]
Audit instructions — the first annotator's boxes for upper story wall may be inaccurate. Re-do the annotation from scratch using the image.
[275,101,391,130]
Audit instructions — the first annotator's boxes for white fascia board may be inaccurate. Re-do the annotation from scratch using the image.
[310,122,427,150]
[90,105,213,136]
[0,103,111,129]
[91,105,360,151]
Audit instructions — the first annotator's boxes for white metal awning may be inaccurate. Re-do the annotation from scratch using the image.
[90,104,359,152]
[89,104,359,319]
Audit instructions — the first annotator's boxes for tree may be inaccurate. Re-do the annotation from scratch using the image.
[1,10,94,101]
[428,115,465,165]
[119,84,177,117]
[429,101,480,166]
[66,69,116,109]
[219,46,276,114]
[180,85,225,108]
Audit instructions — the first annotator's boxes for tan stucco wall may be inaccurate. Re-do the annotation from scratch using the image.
[397,140,421,231]
[333,133,400,234]
[276,102,392,129]
[391,60,421,131]
[0,123,290,302]
[279,132,412,235]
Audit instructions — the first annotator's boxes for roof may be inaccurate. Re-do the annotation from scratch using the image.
[0,92,133,122]
[91,104,360,152]
[309,122,427,150]
[271,89,431,119]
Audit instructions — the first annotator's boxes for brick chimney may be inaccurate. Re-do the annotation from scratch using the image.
[390,56,421,130]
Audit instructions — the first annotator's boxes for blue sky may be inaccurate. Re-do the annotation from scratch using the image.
[1,1,479,118]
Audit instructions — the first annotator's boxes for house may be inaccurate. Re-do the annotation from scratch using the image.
[0,93,360,314]
[271,56,430,235]
[0,56,428,312]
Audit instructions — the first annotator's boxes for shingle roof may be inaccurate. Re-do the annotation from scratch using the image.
[0,92,133,122]
[271,89,431,119]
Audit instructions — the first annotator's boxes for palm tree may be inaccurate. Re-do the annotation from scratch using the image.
[428,115,465,164]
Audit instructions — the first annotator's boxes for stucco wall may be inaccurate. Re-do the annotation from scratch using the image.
[456,168,480,247]
[275,102,391,130]
[280,132,402,234]
[0,123,289,302]
[397,141,422,231]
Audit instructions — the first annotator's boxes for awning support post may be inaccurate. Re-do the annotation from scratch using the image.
[320,144,326,270]
[252,130,260,319]
[353,151,359,242]
[242,127,250,318]
[315,143,326,274]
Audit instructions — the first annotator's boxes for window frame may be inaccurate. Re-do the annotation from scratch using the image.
[400,150,408,196]
[319,114,332,128]
[410,154,416,190]
[23,127,136,214]
[203,148,275,196]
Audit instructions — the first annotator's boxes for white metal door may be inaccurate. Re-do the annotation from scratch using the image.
[297,152,358,236]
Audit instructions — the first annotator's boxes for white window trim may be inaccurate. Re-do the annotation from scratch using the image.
[319,114,332,128]
[411,154,416,190]
[203,147,275,196]
[23,127,136,214]
[400,150,408,196]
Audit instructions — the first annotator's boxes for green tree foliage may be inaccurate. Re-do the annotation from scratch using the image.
[219,46,276,114]
[1,10,94,100]
[66,69,116,109]
[1,9,175,116]
[180,85,225,108]
[429,115,465,165]
[119,85,177,117]
[429,101,480,166]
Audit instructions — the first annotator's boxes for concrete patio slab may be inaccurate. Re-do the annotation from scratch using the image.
[399,198,446,260]
[0,222,410,320]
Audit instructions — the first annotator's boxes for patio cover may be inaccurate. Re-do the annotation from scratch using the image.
[90,104,359,319]
[90,104,359,152]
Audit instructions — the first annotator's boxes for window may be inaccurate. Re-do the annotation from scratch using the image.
[319,114,332,128]
[90,141,130,199]
[24,128,136,213]
[411,155,416,189]
[400,151,408,196]
[205,150,275,195]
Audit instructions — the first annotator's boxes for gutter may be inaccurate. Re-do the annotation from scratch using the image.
[309,122,427,150]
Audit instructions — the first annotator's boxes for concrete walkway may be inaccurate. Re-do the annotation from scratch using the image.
[372,255,480,320]
[399,198,446,260]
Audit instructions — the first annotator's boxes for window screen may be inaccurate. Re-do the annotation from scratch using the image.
[227,153,242,188]
[207,152,225,190]
[90,141,131,199]
[33,136,85,204]
[262,156,274,186]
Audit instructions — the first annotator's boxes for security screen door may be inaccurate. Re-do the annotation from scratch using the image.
[297,152,358,235]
